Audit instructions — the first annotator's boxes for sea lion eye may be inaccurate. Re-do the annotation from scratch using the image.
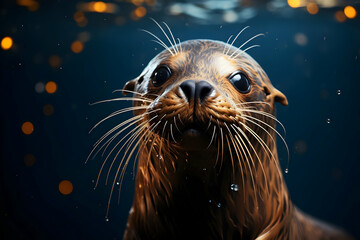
[228,71,251,93]
[152,66,172,87]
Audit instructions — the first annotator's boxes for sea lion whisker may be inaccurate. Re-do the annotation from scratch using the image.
[140,29,175,56]
[177,113,184,126]
[94,122,147,188]
[114,89,160,98]
[233,45,261,58]
[173,116,181,133]
[225,133,236,179]
[241,112,289,165]
[177,38,182,53]
[101,114,157,162]
[89,106,153,133]
[89,97,153,106]
[233,121,269,194]
[170,124,177,143]
[149,18,178,54]
[162,21,180,54]
[228,133,246,203]
[226,26,250,55]
[241,109,286,136]
[206,115,213,131]
[223,34,233,54]
[231,125,259,206]
[236,101,271,107]
[87,115,143,163]
[229,33,264,59]
[206,125,217,149]
[162,120,168,139]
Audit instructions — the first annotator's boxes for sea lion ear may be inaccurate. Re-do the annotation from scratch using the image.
[264,86,288,106]
[273,88,288,106]
[122,78,137,96]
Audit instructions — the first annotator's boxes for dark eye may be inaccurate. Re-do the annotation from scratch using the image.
[229,71,251,93]
[152,66,172,87]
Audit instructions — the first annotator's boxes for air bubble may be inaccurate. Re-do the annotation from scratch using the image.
[337,90,341,95]
[326,118,331,124]
[105,217,109,222]
[285,168,289,174]
[116,182,120,185]
[230,184,239,192]
[217,203,222,208]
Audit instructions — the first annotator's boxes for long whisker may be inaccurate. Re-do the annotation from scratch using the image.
[206,125,216,149]
[226,26,250,55]
[229,33,264,59]
[233,45,260,58]
[223,34,233,54]
[170,124,177,143]
[140,29,175,56]
[162,21,179,54]
[150,18,178,54]
[112,89,159,99]
[90,97,153,106]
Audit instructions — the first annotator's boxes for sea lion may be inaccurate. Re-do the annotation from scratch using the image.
[97,32,352,239]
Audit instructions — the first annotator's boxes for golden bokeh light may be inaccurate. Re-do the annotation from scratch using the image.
[24,154,36,166]
[43,104,54,116]
[59,180,73,195]
[344,6,357,19]
[45,81,57,94]
[131,0,144,6]
[287,0,301,8]
[22,121,34,135]
[335,10,346,22]
[49,55,61,68]
[134,6,147,18]
[71,41,84,53]
[74,11,88,27]
[145,0,156,6]
[1,36,13,50]
[306,3,318,15]
[16,0,39,11]
[93,1,107,12]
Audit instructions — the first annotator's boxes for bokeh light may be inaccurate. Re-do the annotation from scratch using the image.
[16,0,39,11]
[133,6,147,19]
[34,82,45,93]
[45,81,57,94]
[287,0,301,8]
[43,104,54,116]
[335,10,347,22]
[1,37,13,50]
[93,1,106,12]
[73,11,88,27]
[48,55,62,68]
[22,122,34,135]
[294,33,308,46]
[71,41,84,53]
[306,3,319,15]
[58,180,73,195]
[24,153,36,167]
[344,6,357,19]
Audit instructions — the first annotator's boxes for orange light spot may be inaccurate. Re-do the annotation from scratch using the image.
[71,41,84,53]
[59,180,73,195]
[131,0,144,6]
[335,10,346,22]
[93,1,107,12]
[134,6,147,18]
[43,104,54,116]
[139,184,142,189]
[287,0,301,8]
[16,0,39,11]
[22,122,34,135]
[48,55,61,68]
[74,11,85,22]
[1,36,13,50]
[24,153,36,166]
[306,3,318,15]
[344,6,357,19]
[45,81,57,94]
[145,0,156,6]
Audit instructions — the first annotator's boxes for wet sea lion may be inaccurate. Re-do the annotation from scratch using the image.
[91,27,353,239]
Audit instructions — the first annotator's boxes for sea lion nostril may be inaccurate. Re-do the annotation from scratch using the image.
[179,80,196,102]
[196,81,213,103]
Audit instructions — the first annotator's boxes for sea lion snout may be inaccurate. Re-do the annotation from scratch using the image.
[179,80,214,104]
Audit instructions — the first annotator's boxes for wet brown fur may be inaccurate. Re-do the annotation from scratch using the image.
[121,40,352,240]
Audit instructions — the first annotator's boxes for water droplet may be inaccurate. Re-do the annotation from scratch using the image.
[105,217,109,222]
[326,118,331,124]
[116,182,120,185]
[217,203,222,208]
[202,168,206,171]
[91,179,95,183]
[209,200,212,203]
[337,90,341,95]
[230,184,239,192]
[285,168,289,173]
[156,154,159,158]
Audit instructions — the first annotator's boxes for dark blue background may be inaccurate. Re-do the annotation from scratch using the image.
[1,1,360,239]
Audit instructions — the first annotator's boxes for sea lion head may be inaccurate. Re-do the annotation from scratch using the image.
[123,40,287,152]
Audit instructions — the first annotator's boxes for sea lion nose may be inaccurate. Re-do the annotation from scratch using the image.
[180,80,213,103]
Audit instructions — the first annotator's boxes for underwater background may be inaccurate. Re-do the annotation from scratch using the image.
[1,0,360,239]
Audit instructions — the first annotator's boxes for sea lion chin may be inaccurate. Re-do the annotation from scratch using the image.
[115,35,352,240]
